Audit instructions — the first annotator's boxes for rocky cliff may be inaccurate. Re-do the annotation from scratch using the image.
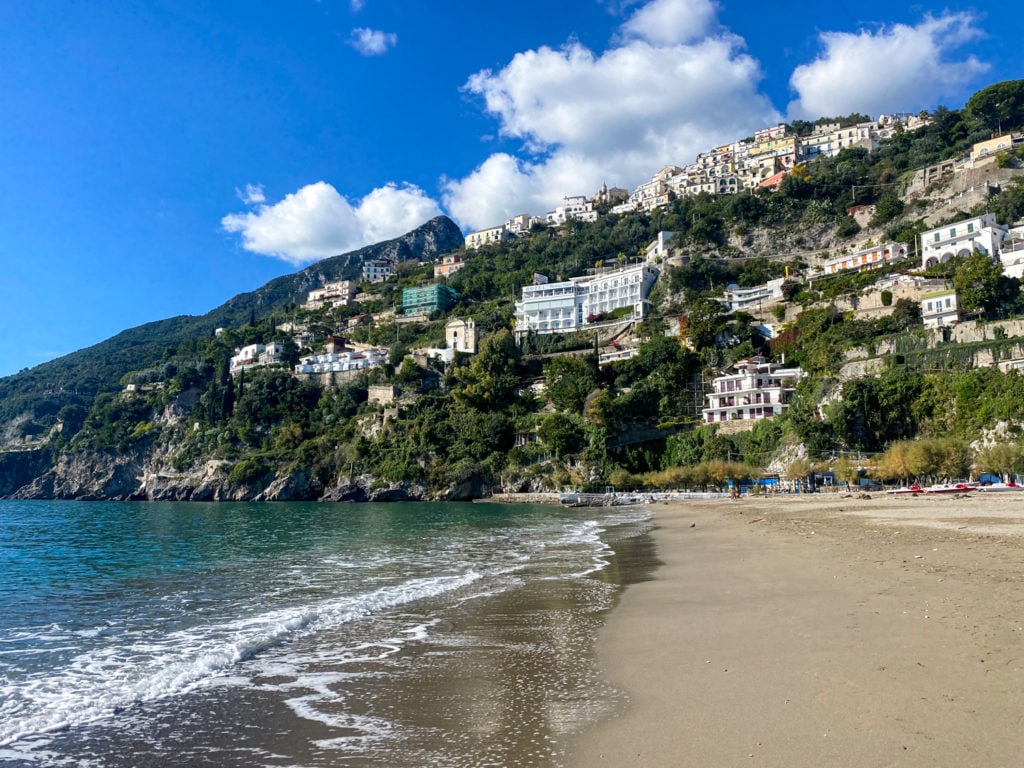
[9,446,464,503]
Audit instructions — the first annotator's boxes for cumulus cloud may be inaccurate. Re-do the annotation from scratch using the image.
[235,183,266,205]
[350,0,364,11]
[788,13,989,119]
[619,0,717,45]
[221,181,442,265]
[349,27,397,56]
[444,0,779,230]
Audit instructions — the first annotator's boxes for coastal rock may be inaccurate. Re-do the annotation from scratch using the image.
[436,473,488,501]
[254,467,321,502]
[12,449,146,500]
[0,448,53,497]
[319,475,429,503]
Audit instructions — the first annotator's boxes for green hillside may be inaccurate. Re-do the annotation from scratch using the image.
[5,81,1024,498]
[0,216,463,437]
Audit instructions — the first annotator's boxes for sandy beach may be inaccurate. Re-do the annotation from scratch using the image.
[569,492,1024,767]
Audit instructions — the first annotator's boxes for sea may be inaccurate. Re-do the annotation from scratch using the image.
[0,499,657,767]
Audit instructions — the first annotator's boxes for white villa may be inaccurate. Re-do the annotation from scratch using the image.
[362,259,394,283]
[304,280,358,310]
[545,195,599,226]
[514,263,658,340]
[702,357,806,425]
[721,278,786,313]
[230,343,286,376]
[465,225,513,251]
[921,289,960,328]
[920,213,1008,269]
[294,346,388,375]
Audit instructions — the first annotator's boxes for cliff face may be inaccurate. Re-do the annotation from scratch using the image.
[0,216,465,449]
[0,449,53,497]
[9,446,439,503]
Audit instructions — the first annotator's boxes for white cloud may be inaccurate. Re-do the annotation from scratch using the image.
[350,0,365,11]
[221,181,442,265]
[235,183,266,205]
[445,0,779,230]
[619,0,717,45]
[788,13,989,119]
[349,27,397,56]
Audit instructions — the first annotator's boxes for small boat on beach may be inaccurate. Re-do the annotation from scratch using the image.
[978,482,1024,492]
[885,485,924,495]
[922,483,973,494]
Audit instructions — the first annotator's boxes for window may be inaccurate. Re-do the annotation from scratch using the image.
[968,222,975,233]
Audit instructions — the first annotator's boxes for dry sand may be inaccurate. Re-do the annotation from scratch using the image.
[569,492,1024,767]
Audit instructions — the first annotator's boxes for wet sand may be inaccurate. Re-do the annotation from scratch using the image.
[569,493,1024,767]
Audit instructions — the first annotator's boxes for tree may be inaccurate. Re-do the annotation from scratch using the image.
[965,80,1024,133]
[537,413,586,458]
[953,252,1019,318]
[686,298,728,350]
[452,329,521,409]
[868,192,905,227]
[544,356,598,414]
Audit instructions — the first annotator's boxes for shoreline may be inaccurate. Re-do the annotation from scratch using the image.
[569,493,1024,767]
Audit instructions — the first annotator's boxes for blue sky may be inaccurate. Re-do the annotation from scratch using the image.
[0,0,1018,377]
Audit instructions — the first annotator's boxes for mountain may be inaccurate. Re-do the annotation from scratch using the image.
[0,216,464,435]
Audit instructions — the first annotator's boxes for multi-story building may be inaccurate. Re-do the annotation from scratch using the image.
[362,259,394,283]
[514,263,658,339]
[294,347,388,375]
[434,253,466,279]
[921,289,960,328]
[304,280,358,310]
[545,195,599,225]
[230,343,285,376]
[920,213,1008,269]
[505,213,542,235]
[721,278,786,313]
[465,225,513,250]
[818,242,908,276]
[402,284,459,315]
[702,356,805,424]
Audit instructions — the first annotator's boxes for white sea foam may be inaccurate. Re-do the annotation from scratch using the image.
[0,572,483,748]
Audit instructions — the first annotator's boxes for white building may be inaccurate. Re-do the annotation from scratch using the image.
[545,195,599,226]
[294,347,389,375]
[465,225,513,250]
[721,278,786,313]
[702,357,805,425]
[817,242,908,276]
[514,263,659,340]
[304,280,358,310]
[362,259,394,283]
[645,231,675,261]
[921,289,960,328]
[230,343,286,376]
[920,213,1008,269]
[505,213,543,234]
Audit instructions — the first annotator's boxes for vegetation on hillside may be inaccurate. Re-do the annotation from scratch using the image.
[5,81,1024,495]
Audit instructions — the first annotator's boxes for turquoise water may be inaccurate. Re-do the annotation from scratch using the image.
[0,500,654,766]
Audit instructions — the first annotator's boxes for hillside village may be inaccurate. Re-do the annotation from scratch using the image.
[4,81,1024,501]
[219,124,1024,426]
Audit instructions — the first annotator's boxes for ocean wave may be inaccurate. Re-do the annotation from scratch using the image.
[0,572,482,749]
